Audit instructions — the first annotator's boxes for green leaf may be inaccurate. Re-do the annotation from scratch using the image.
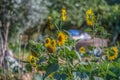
[53,73,67,80]
[88,46,94,51]
[75,51,81,61]
[65,47,77,59]
[108,70,117,77]
[73,71,81,79]
[25,64,32,72]
[117,58,120,63]
[44,63,59,78]
[113,62,120,69]
[85,28,92,33]
[37,56,47,64]
[73,71,89,79]
[29,40,35,45]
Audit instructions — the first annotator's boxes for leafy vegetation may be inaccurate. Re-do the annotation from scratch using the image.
[0,0,120,80]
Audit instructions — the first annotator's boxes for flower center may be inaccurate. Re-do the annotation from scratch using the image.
[46,39,49,43]
[47,46,54,53]
[58,36,62,42]
[109,50,115,56]
[31,58,35,63]
[89,14,94,21]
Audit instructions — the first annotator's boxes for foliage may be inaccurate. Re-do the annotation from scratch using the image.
[0,0,50,41]
[21,3,120,79]
[23,13,120,79]
[1,0,120,80]
[46,0,120,40]
[25,38,120,80]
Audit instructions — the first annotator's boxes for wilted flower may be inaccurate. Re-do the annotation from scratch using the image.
[47,16,54,30]
[46,45,56,53]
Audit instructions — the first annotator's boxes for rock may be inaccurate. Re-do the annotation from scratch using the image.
[76,37,109,52]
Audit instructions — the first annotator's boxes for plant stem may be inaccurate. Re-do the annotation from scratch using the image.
[54,23,59,31]
[89,62,93,79]
[104,63,109,79]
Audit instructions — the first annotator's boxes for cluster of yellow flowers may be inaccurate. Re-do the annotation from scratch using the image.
[45,31,68,53]
[86,9,95,26]
[28,31,68,71]
[45,38,56,53]
[79,46,119,61]
[48,8,95,28]
[61,7,67,21]
[106,46,119,61]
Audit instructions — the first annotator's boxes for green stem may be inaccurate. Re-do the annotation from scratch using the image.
[63,45,74,79]
[90,24,95,79]
[54,23,59,31]
[60,20,63,30]
[104,63,109,79]
[89,63,93,79]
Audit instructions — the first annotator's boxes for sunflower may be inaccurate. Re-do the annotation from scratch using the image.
[45,38,56,53]
[51,39,56,47]
[106,47,119,60]
[79,47,86,53]
[57,31,67,46]
[29,54,37,66]
[46,45,56,53]
[45,37,51,47]
[61,7,67,21]
[86,9,95,26]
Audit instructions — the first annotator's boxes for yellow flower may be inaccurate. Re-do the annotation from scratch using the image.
[51,39,56,47]
[86,9,95,26]
[57,31,67,46]
[106,47,119,60]
[79,47,86,53]
[45,38,56,53]
[61,7,67,21]
[48,16,51,20]
[45,37,51,47]
[47,16,54,30]
[29,54,37,66]
[49,24,54,30]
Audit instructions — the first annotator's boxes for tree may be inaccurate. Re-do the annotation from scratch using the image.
[0,0,50,79]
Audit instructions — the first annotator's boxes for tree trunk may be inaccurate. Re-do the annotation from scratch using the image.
[0,21,10,66]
